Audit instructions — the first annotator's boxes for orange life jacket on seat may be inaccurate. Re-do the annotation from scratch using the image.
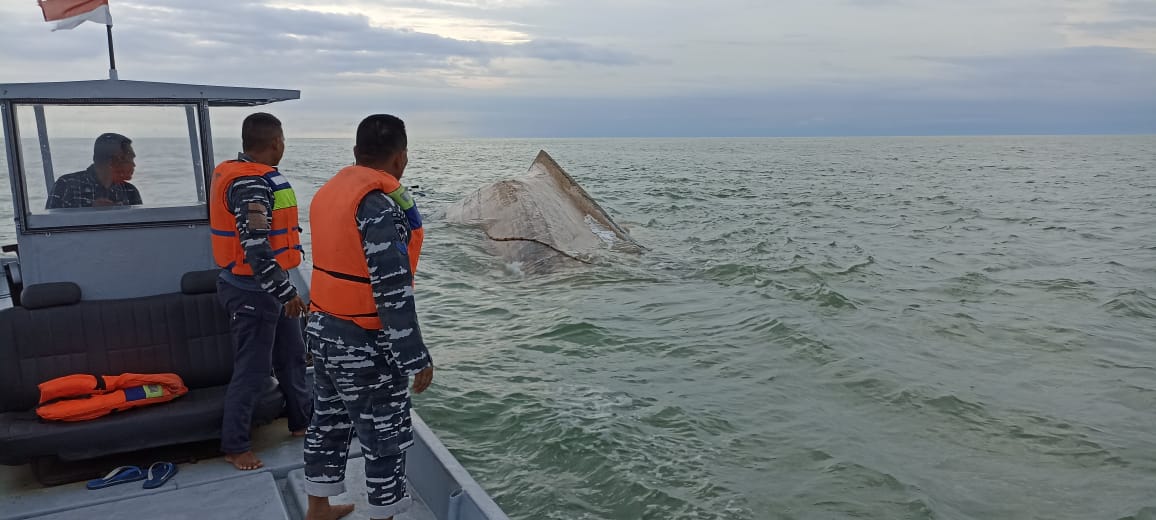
[309,165,424,330]
[209,161,303,275]
[36,373,188,422]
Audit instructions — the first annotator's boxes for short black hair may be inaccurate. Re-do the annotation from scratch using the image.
[92,133,132,165]
[241,112,282,152]
[355,114,407,164]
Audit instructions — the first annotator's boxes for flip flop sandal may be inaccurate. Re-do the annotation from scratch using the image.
[86,465,145,490]
[142,461,178,489]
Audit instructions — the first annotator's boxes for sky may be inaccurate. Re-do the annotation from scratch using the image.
[0,0,1154,137]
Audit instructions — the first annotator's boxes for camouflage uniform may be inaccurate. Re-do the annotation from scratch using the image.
[303,188,431,519]
[219,153,311,456]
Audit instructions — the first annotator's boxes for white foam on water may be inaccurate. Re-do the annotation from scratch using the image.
[504,261,526,278]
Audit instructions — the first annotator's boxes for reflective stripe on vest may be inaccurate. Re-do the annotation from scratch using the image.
[309,165,423,330]
[209,161,303,275]
[36,373,188,422]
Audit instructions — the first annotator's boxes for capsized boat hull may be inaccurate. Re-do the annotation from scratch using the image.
[445,150,642,273]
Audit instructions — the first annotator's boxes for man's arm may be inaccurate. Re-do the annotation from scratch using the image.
[45,179,69,209]
[357,191,432,376]
[227,177,298,303]
[126,184,142,206]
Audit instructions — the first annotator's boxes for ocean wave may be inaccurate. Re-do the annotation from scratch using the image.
[1102,289,1156,319]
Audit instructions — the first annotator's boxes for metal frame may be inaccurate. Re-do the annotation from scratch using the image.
[184,105,206,203]
[197,100,215,204]
[0,79,299,107]
[1,101,28,234]
[26,206,209,230]
[7,100,215,233]
[32,106,54,188]
[0,78,298,233]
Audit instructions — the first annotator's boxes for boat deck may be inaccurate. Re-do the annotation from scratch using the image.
[0,414,494,520]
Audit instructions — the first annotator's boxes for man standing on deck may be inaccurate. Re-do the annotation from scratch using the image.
[302,114,433,520]
[209,112,312,471]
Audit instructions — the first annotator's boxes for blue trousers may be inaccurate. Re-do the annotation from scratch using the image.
[303,313,414,519]
[218,278,312,454]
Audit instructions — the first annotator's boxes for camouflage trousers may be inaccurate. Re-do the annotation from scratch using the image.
[303,313,414,518]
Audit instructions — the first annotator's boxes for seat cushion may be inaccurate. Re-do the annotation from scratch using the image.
[21,282,81,310]
[0,381,285,465]
[0,291,235,413]
[181,269,220,295]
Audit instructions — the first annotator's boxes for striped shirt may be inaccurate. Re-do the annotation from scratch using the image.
[46,166,142,209]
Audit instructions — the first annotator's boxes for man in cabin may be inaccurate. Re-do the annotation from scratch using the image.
[302,114,433,520]
[209,112,312,472]
[46,132,142,209]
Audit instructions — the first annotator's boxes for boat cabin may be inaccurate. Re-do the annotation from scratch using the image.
[0,79,301,303]
[0,79,301,474]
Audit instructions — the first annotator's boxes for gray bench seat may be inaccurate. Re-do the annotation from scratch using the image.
[0,273,287,465]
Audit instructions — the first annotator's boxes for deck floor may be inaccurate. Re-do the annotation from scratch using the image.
[286,458,437,520]
[0,419,437,520]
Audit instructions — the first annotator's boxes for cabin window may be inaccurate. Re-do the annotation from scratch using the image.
[12,103,209,229]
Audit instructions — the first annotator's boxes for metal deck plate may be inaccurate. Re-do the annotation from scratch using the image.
[28,472,290,520]
[287,457,437,520]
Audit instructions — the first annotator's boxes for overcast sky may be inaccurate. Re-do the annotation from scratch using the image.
[1,0,1154,137]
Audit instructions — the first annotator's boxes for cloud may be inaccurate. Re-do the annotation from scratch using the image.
[362,86,1156,138]
[378,45,1156,137]
[1069,18,1156,36]
[925,46,1156,100]
[1,1,1153,137]
[516,39,643,65]
[1059,0,1156,49]
[1113,0,1156,18]
[3,0,644,87]
[844,0,907,7]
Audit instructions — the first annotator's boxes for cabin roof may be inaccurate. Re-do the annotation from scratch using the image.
[0,79,299,106]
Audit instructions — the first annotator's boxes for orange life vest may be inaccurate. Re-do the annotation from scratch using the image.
[209,160,303,275]
[36,373,188,422]
[309,165,424,330]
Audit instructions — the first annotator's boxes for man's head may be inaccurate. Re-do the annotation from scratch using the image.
[354,114,408,179]
[241,112,285,166]
[92,133,135,183]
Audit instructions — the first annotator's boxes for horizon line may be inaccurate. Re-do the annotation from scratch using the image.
[10,132,1155,141]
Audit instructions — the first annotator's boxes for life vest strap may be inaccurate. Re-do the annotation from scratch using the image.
[314,266,371,284]
[309,299,378,318]
[271,246,305,257]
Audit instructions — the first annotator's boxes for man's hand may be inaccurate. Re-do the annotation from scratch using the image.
[92,198,115,207]
[283,295,308,318]
[412,366,434,394]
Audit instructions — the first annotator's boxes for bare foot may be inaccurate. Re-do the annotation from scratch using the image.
[305,503,355,520]
[225,451,264,471]
[291,429,307,437]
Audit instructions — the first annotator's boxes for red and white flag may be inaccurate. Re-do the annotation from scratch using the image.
[38,0,113,31]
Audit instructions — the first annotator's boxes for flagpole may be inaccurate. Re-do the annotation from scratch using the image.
[106,24,118,80]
